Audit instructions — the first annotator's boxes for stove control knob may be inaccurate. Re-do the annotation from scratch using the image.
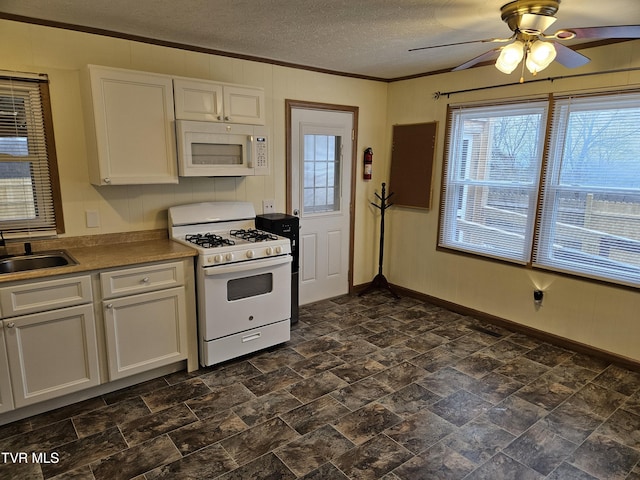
[246,250,254,259]
[266,247,273,255]
[275,246,283,254]
[213,254,223,263]
[225,253,234,262]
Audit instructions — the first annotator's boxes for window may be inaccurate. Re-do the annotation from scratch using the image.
[303,134,341,214]
[440,101,548,263]
[0,73,63,239]
[535,93,640,285]
[439,91,640,287]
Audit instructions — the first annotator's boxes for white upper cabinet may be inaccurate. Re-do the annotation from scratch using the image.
[83,65,179,185]
[173,78,223,122]
[174,78,265,125]
[82,65,267,186]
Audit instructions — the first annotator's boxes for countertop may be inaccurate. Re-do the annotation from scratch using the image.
[0,231,197,284]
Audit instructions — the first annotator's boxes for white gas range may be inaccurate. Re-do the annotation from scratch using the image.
[169,202,292,366]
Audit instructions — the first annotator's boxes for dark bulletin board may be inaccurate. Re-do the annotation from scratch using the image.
[389,122,437,209]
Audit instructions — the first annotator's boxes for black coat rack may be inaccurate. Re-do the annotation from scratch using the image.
[359,182,400,299]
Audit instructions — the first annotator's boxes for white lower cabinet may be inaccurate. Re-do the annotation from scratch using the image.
[100,261,188,381]
[0,325,14,413]
[3,304,100,408]
[103,287,187,380]
[0,274,98,410]
[0,259,193,416]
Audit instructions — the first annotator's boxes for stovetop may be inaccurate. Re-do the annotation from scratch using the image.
[230,229,279,243]
[168,202,291,267]
[185,233,236,248]
[182,229,282,248]
[174,229,290,267]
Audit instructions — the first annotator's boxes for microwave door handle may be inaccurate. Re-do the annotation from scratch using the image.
[247,135,254,168]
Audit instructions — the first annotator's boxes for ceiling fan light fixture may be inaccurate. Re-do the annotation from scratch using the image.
[526,40,556,74]
[495,40,525,74]
[518,12,557,35]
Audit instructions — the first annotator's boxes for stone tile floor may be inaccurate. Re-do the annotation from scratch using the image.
[1,292,640,479]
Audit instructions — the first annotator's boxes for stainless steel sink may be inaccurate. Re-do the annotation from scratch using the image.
[0,251,78,274]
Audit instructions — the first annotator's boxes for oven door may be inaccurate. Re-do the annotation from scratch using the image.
[199,255,292,340]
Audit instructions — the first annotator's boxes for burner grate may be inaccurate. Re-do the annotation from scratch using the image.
[230,229,278,242]
[185,233,235,248]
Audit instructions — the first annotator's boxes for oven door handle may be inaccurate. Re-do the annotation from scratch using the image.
[204,255,291,276]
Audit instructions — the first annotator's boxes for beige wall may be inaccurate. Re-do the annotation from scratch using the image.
[385,40,640,361]
[1,19,639,362]
[0,19,389,287]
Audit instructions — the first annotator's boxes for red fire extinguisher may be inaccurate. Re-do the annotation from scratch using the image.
[363,147,373,180]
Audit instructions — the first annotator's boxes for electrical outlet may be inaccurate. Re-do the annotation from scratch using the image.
[85,210,100,228]
[262,199,275,214]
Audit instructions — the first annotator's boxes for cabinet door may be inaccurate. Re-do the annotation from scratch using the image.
[223,85,265,125]
[0,325,14,413]
[173,78,224,122]
[103,287,187,380]
[3,305,100,408]
[87,66,178,185]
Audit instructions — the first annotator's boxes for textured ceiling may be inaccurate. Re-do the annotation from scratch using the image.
[0,0,638,80]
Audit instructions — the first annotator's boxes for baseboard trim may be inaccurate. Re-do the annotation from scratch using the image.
[355,282,640,373]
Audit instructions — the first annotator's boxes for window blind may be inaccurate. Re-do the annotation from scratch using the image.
[0,74,62,238]
[439,101,548,263]
[534,91,640,286]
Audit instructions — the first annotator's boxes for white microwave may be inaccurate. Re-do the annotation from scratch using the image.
[176,120,269,177]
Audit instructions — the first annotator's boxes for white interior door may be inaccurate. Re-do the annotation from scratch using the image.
[291,108,353,305]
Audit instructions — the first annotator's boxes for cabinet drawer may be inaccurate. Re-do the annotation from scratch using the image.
[0,275,93,318]
[100,261,184,299]
[202,319,290,366]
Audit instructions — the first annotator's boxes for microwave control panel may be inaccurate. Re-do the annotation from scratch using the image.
[255,136,268,172]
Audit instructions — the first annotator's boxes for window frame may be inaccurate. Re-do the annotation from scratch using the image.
[0,73,64,238]
[534,91,640,287]
[438,99,549,264]
[438,89,640,288]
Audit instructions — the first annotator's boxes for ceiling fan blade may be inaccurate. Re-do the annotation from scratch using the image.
[452,49,501,71]
[552,42,590,68]
[409,36,513,52]
[552,25,640,40]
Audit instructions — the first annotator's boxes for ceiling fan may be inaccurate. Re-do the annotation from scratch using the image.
[410,0,640,81]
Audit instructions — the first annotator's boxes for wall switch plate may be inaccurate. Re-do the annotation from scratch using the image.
[86,210,100,228]
[262,199,275,214]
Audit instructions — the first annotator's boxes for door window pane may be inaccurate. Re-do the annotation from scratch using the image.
[303,134,341,214]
